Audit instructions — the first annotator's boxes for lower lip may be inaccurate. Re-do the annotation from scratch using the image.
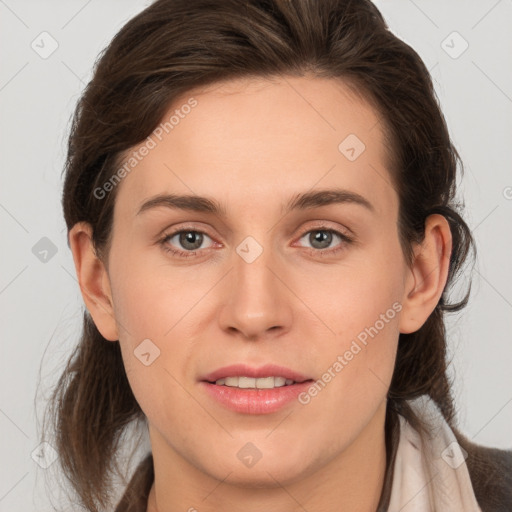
[199,381,313,414]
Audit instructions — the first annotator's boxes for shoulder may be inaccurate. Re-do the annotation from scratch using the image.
[455,430,512,512]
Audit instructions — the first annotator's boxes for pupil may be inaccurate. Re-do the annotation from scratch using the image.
[180,231,202,250]
[311,230,331,249]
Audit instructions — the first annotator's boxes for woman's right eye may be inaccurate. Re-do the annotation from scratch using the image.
[160,229,215,257]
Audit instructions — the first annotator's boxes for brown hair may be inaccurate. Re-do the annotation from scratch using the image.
[43,0,510,510]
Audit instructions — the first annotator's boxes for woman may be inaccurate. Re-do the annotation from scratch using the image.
[44,0,512,510]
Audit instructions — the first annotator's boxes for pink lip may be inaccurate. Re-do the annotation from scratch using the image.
[199,364,314,415]
[200,363,311,383]
[199,381,313,414]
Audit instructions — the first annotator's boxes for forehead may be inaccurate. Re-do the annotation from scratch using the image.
[113,75,396,219]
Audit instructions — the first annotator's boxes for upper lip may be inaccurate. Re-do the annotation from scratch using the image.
[201,364,313,383]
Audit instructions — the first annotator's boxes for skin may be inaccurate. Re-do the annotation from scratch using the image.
[69,75,452,512]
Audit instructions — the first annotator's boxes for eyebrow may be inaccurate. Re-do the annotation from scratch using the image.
[136,187,375,217]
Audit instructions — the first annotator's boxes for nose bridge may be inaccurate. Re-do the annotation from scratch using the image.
[218,234,292,338]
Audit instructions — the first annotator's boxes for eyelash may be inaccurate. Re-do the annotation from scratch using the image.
[158,226,353,259]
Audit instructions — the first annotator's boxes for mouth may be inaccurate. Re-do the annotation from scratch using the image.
[205,375,311,389]
[199,364,314,414]
[200,363,312,384]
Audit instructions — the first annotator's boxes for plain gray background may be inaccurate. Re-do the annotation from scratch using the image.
[1,0,511,510]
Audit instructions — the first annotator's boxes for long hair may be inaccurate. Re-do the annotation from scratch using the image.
[43,0,508,510]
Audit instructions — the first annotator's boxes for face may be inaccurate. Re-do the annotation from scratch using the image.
[102,75,411,486]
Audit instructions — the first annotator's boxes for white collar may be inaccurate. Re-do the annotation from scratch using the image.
[387,394,481,511]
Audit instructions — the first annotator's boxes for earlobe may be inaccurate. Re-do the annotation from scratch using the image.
[399,214,453,334]
[68,222,119,341]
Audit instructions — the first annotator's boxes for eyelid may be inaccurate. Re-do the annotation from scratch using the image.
[291,219,353,241]
[155,221,217,239]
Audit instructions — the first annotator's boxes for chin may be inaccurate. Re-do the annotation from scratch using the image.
[201,448,316,488]
[216,465,306,489]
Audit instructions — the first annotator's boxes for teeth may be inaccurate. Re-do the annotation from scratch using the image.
[238,376,256,388]
[214,376,296,388]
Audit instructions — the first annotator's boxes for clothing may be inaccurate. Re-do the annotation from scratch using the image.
[387,394,481,511]
[114,395,511,511]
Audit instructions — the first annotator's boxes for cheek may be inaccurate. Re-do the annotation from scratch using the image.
[110,266,198,428]
[290,246,403,407]
[294,270,401,444]
[109,249,206,339]
[294,251,404,344]
[107,252,214,405]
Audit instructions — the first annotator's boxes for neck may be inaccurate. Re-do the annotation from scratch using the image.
[147,400,388,512]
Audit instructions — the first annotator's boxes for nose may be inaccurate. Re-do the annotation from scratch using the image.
[217,241,293,341]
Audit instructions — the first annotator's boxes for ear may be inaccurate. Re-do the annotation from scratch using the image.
[68,221,119,341]
[399,214,453,334]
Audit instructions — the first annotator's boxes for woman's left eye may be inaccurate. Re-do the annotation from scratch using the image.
[296,228,352,254]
